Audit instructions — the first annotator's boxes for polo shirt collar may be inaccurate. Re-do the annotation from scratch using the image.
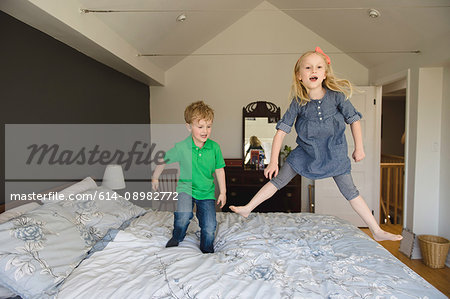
[189,135,212,150]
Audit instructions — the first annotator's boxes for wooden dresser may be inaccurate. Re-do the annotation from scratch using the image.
[222,165,301,213]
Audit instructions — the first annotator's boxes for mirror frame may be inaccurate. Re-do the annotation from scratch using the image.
[242,101,280,169]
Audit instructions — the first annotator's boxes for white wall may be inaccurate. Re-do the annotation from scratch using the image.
[150,1,369,159]
[369,28,450,246]
[413,68,443,235]
[440,67,450,241]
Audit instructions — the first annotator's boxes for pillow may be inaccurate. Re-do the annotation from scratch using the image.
[41,177,97,204]
[0,202,41,224]
[56,186,146,241]
[0,204,91,298]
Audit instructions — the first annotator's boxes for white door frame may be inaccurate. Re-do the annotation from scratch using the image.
[373,69,410,227]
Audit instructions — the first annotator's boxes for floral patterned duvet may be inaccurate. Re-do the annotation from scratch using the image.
[57,211,446,298]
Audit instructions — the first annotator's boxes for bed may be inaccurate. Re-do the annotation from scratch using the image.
[0,178,446,298]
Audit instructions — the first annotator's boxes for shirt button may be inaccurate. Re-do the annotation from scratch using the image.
[318,106,321,109]
[199,153,202,156]
[318,112,322,115]
[318,101,321,104]
[319,117,323,120]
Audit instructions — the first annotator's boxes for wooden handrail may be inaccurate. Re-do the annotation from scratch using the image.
[380,163,404,167]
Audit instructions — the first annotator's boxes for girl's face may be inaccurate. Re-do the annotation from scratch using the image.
[296,53,327,92]
[187,118,212,147]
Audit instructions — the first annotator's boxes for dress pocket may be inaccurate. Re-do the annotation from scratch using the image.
[333,118,345,145]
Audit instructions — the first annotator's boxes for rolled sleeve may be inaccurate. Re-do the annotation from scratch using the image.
[276,98,300,133]
[276,121,292,134]
[336,93,363,124]
[345,111,362,124]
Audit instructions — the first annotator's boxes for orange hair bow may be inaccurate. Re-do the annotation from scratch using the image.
[315,47,331,65]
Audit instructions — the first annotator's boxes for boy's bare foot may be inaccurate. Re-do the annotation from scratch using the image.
[230,205,251,218]
[371,229,403,242]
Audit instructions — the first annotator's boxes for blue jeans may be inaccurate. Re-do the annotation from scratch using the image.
[172,192,217,253]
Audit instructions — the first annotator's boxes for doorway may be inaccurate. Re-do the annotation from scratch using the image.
[380,79,406,225]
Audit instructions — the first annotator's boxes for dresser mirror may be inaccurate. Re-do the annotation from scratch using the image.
[242,101,280,169]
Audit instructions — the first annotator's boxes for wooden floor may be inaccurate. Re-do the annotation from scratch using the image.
[361,224,450,297]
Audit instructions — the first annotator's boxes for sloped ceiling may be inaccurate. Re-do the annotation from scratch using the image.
[2,0,449,85]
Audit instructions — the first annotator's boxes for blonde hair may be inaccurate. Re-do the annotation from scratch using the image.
[290,50,353,106]
[184,101,214,124]
[249,136,262,147]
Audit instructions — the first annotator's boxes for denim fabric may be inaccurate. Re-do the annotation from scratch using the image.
[172,192,217,253]
[276,88,362,180]
[332,173,360,201]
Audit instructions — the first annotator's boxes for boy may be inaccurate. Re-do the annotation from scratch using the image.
[151,101,226,253]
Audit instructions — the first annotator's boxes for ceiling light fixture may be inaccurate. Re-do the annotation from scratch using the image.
[176,13,187,22]
[368,8,380,18]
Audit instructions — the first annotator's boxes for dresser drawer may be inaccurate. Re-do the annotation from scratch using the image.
[223,164,301,213]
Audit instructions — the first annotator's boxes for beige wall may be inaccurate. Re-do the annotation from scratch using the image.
[150,1,369,159]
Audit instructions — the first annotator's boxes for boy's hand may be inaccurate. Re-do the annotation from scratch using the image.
[151,179,159,191]
[352,148,365,162]
[264,162,279,179]
[217,193,226,209]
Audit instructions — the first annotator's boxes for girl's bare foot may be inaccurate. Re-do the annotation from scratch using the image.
[371,229,403,241]
[230,205,251,218]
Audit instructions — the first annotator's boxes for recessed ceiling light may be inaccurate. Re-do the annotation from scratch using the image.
[368,8,380,18]
[176,13,187,22]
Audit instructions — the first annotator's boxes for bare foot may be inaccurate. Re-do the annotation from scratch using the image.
[372,229,403,241]
[230,205,251,218]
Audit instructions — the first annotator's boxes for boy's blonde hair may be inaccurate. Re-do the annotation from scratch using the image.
[184,101,214,124]
[290,50,353,106]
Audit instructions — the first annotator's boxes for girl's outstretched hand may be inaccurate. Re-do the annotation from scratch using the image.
[264,162,279,179]
[352,148,365,162]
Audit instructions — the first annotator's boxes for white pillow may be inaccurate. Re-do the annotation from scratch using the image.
[0,202,41,224]
[42,177,97,204]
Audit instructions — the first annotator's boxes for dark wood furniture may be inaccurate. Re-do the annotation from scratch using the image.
[223,100,300,212]
[222,163,301,213]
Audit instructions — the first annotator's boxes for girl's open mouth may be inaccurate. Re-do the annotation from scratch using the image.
[310,76,318,82]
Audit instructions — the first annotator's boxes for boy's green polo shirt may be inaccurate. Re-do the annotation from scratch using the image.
[164,136,225,199]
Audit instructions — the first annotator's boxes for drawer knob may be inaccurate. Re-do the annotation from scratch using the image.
[286,192,293,197]
[259,178,264,183]
[231,192,237,197]
[231,178,236,182]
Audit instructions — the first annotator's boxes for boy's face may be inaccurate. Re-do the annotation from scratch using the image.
[187,118,213,147]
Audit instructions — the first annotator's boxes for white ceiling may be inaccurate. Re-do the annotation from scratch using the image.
[2,0,450,85]
[76,0,450,69]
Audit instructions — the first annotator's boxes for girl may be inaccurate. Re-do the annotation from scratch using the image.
[231,47,402,242]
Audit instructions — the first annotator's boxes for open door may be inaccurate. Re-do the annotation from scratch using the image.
[315,86,381,227]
